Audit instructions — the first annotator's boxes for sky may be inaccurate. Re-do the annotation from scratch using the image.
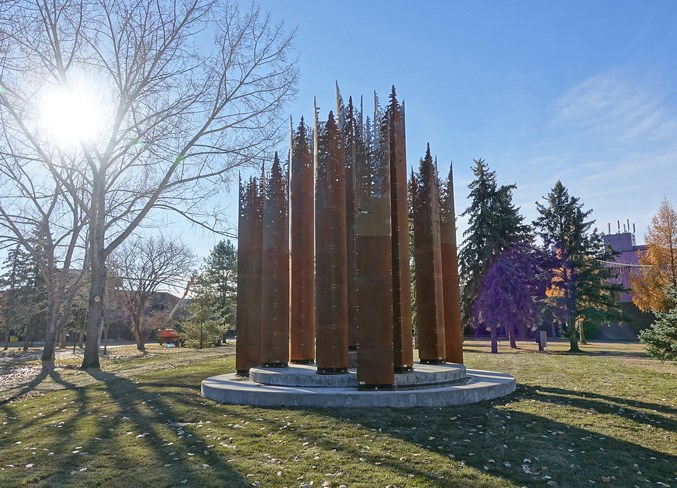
[186,0,677,260]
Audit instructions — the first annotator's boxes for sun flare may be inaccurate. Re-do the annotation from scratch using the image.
[40,82,103,147]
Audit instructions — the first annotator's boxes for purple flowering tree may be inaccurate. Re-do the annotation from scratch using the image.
[472,242,550,353]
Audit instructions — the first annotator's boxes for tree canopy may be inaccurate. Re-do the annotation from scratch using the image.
[459,159,530,330]
[630,198,677,313]
[0,0,298,369]
[534,181,625,352]
[202,239,238,335]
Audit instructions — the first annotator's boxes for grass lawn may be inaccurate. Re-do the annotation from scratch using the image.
[0,340,675,487]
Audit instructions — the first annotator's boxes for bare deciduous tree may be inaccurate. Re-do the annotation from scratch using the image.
[110,234,195,352]
[0,0,298,369]
[0,165,88,369]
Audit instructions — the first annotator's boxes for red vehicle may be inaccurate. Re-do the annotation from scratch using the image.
[158,329,182,347]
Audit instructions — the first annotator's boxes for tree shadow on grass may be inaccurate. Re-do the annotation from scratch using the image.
[308,390,676,488]
[548,349,649,359]
[222,405,490,486]
[0,368,50,406]
[521,384,677,428]
[82,369,248,487]
[0,367,80,407]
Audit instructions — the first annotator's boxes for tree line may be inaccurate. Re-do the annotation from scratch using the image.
[0,237,238,353]
[454,159,624,354]
[454,158,676,358]
[2,157,674,360]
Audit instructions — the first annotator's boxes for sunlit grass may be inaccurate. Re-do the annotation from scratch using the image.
[0,342,674,487]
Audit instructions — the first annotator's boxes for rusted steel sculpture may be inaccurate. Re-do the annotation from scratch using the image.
[354,100,395,388]
[236,176,263,375]
[386,87,414,372]
[339,91,359,350]
[412,145,446,363]
[440,163,464,364]
[315,110,349,373]
[289,118,315,363]
[235,83,458,383]
[260,153,290,367]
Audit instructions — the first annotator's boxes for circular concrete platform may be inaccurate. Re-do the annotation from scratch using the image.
[201,365,515,408]
[249,363,467,388]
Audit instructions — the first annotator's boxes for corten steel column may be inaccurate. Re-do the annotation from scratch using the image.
[315,111,349,374]
[440,163,464,364]
[386,86,414,373]
[412,145,446,363]
[342,96,359,350]
[354,108,395,389]
[260,154,290,367]
[236,176,263,376]
[289,118,315,363]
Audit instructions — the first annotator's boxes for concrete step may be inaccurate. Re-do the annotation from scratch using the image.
[201,369,515,408]
[249,362,467,389]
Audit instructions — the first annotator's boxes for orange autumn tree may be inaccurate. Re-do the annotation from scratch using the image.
[630,198,677,313]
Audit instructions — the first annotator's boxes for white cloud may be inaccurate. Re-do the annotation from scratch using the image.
[553,70,677,143]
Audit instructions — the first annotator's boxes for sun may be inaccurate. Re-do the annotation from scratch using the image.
[40,81,104,147]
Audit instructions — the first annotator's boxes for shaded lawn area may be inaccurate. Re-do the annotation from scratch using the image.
[0,342,675,487]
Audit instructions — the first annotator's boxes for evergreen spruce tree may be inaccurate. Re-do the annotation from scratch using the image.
[534,181,625,352]
[459,159,530,331]
[203,240,238,338]
[0,245,45,350]
[639,286,677,360]
[181,274,223,349]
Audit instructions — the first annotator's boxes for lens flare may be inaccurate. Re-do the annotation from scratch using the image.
[40,82,103,147]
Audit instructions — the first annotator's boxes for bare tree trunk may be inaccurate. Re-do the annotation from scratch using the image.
[490,325,498,354]
[82,266,105,368]
[103,323,109,356]
[568,319,581,353]
[508,325,517,349]
[132,319,146,352]
[82,177,107,369]
[4,320,10,350]
[78,323,84,348]
[42,324,58,372]
[23,325,29,352]
[41,301,59,370]
[578,320,587,344]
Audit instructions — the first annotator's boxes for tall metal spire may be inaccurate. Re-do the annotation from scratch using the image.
[413,145,446,363]
[261,153,290,367]
[386,85,414,372]
[354,109,394,388]
[290,116,315,363]
[440,161,464,364]
[315,111,349,373]
[236,175,263,375]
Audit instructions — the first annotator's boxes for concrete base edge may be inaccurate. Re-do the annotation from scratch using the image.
[201,369,516,408]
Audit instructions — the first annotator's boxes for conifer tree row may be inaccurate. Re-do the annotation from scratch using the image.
[458,159,530,330]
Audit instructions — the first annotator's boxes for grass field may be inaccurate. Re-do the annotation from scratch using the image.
[0,340,675,487]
